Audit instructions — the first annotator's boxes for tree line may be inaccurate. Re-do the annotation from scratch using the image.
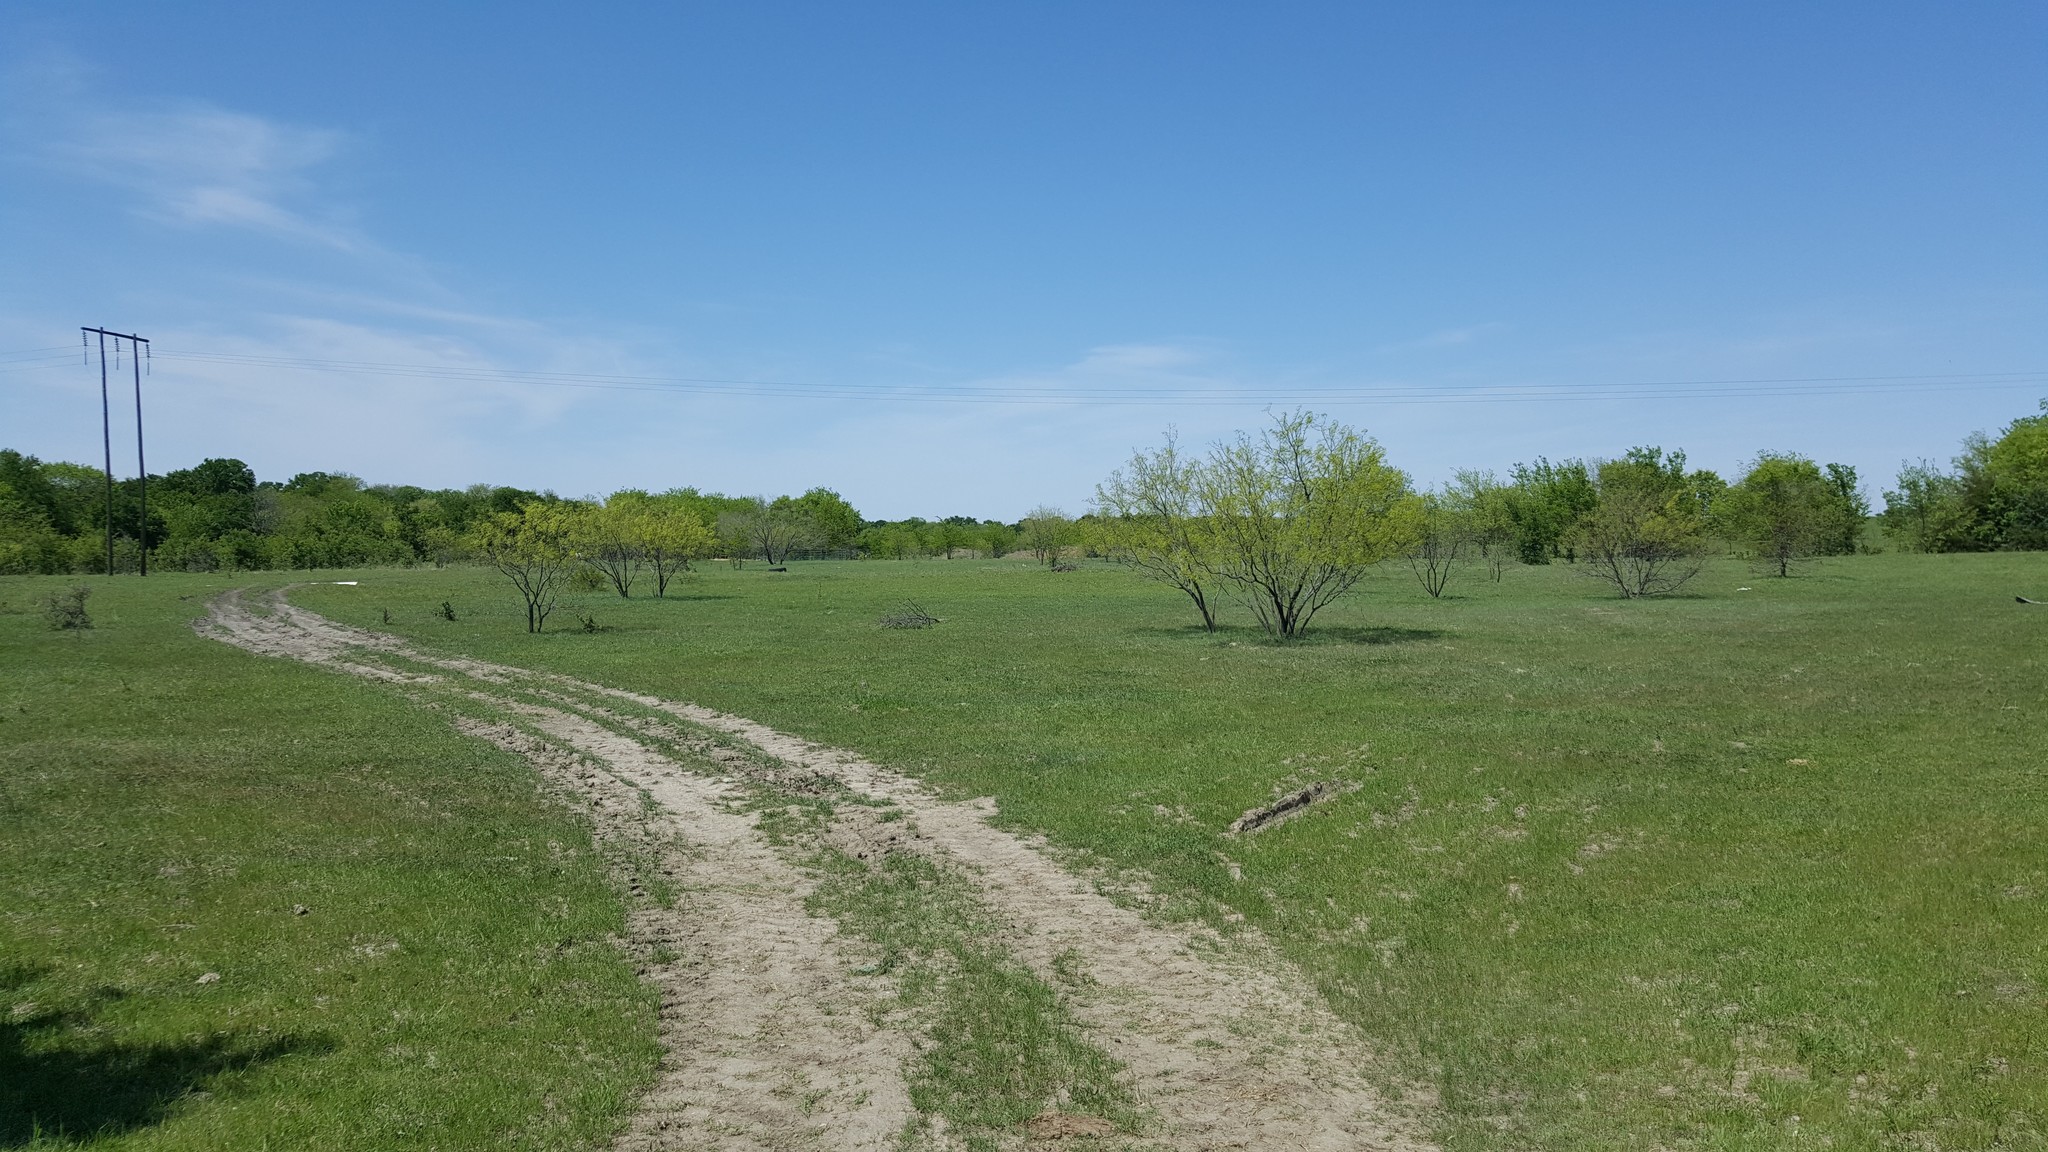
[4,396,2043,617]
[0,449,1019,579]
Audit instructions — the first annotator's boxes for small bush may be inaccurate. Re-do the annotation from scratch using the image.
[438,600,458,621]
[575,611,609,633]
[43,585,91,631]
[879,601,939,629]
[568,566,607,593]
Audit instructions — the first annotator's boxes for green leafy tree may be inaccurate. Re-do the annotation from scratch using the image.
[784,487,863,550]
[1404,491,1469,599]
[1882,401,2048,551]
[1719,453,1856,576]
[1572,448,1716,598]
[1018,506,1077,566]
[1823,464,1871,553]
[726,496,813,565]
[1881,461,1972,551]
[0,451,74,574]
[471,503,578,632]
[1094,430,1220,630]
[0,488,68,574]
[573,498,645,597]
[928,517,978,559]
[613,491,713,596]
[1197,410,1416,638]
[1449,469,1517,581]
[979,520,1017,559]
[1974,401,2048,549]
[1504,458,1598,563]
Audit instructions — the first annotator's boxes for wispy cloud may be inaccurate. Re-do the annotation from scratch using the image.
[1376,323,1510,354]
[6,54,362,250]
[57,105,356,248]
[1073,343,1207,372]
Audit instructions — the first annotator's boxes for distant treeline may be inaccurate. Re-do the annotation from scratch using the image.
[0,450,1015,574]
[2,398,2043,576]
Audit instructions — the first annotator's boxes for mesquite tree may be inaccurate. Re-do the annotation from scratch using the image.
[1198,411,1416,638]
[720,497,812,565]
[1094,430,1220,630]
[573,500,644,597]
[471,503,578,632]
[1404,492,1466,599]
[1018,506,1077,566]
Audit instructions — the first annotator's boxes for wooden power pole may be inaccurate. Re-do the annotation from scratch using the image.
[81,327,150,575]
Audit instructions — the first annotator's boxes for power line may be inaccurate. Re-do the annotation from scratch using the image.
[147,348,2048,405]
[14,339,2043,406]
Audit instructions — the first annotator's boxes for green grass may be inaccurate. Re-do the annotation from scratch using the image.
[810,844,1140,1150]
[0,576,658,1149]
[288,552,2048,1151]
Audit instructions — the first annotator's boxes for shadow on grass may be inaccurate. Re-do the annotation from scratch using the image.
[0,966,332,1147]
[642,592,740,602]
[1295,625,1445,645]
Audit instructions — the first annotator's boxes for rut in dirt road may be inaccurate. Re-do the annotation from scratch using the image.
[200,589,915,1151]
[197,588,1439,1151]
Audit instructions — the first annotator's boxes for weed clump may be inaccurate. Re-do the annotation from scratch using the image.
[879,601,939,629]
[42,585,91,631]
[438,600,458,621]
[575,611,610,633]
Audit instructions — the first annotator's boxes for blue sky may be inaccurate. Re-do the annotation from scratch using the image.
[2,2,2044,519]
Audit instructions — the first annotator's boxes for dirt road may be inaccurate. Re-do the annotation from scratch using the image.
[198,588,1434,1151]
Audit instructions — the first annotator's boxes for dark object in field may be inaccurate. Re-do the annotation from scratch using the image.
[2020,596,2043,605]
[438,600,458,621]
[381,607,392,625]
[1051,561,1080,573]
[576,612,609,633]
[1228,780,1356,835]
[766,566,788,573]
[43,585,91,631]
[879,601,939,629]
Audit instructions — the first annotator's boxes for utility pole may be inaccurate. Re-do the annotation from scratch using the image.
[82,327,150,575]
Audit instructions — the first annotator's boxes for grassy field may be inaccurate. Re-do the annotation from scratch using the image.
[0,576,657,1149]
[278,551,2048,1151]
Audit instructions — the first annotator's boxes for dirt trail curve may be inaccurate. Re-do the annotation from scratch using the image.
[197,588,1436,1152]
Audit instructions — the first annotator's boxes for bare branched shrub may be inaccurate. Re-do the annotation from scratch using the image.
[879,601,939,629]
[43,584,91,630]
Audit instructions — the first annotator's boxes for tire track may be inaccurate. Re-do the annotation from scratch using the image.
[199,590,915,1151]
[196,588,1437,1151]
